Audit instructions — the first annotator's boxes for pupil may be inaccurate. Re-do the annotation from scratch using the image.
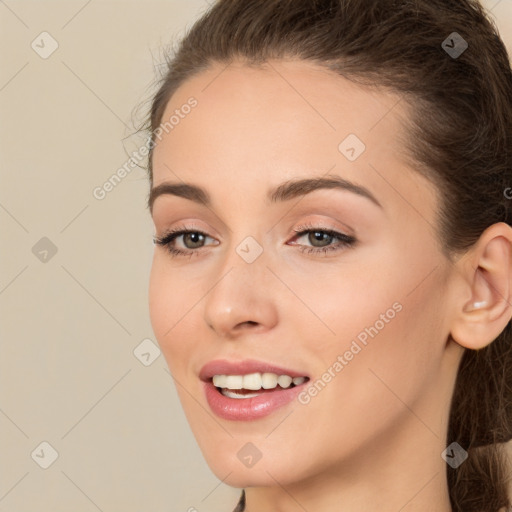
[311,231,331,247]
[185,233,203,247]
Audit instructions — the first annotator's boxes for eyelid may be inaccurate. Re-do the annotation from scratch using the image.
[154,219,347,245]
[155,221,217,241]
[289,222,356,249]
[154,220,357,259]
[290,218,354,236]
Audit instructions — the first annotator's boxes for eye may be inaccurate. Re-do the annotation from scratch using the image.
[290,222,357,256]
[153,227,217,258]
[153,223,357,258]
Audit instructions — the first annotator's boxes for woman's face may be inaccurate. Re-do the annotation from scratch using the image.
[148,60,462,488]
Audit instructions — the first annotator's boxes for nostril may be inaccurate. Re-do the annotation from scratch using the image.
[237,321,258,329]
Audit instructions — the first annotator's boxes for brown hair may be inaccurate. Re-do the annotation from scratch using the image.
[143,0,512,509]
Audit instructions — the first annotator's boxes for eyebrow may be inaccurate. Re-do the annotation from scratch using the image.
[148,174,382,213]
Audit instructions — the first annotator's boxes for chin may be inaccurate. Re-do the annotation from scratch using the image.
[197,442,312,488]
[209,463,298,488]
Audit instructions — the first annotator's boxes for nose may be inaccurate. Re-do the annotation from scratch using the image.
[203,239,279,340]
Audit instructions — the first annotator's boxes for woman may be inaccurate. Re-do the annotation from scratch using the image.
[144,0,512,510]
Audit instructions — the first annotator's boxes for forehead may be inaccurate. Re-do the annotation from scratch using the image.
[151,59,438,220]
[156,60,407,157]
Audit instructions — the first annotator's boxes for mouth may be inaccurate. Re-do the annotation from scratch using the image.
[211,372,308,399]
[200,359,310,421]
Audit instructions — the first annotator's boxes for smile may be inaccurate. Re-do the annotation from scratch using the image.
[200,360,310,421]
[213,372,307,398]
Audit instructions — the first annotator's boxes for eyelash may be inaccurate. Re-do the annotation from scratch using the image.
[153,222,357,259]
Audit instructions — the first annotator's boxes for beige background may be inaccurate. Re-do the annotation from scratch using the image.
[0,1,511,511]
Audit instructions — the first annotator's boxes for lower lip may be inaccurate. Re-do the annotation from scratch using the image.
[203,380,305,421]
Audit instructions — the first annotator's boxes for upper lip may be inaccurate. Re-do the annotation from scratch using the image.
[199,359,309,381]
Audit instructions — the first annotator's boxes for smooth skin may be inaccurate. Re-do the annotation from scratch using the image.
[148,59,512,512]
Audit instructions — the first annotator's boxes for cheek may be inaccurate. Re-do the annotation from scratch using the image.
[148,256,192,374]
[148,257,169,340]
[282,291,445,476]
[314,273,447,427]
[295,245,446,421]
[284,254,402,360]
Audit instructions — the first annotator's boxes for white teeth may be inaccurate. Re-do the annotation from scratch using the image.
[225,375,243,389]
[262,372,278,389]
[242,372,263,390]
[277,375,292,389]
[223,389,261,399]
[212,372,307,391]
[212,375,226,388]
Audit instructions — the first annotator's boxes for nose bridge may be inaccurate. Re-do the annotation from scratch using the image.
[202,231,278,336]
[217,222,270,282]
[210,231,269,304]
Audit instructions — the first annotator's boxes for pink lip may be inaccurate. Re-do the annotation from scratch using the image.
[199,359,309,421]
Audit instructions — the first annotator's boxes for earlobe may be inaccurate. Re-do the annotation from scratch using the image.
[450,222,512,350]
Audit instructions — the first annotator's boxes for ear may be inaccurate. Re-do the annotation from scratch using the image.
[450,222,512,350]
